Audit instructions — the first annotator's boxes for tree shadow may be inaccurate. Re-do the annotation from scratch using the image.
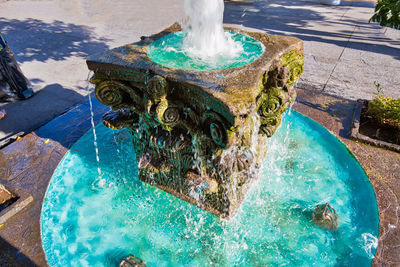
[0,18,110,63]
[339,0,375,8]
[0,237,39,267]
[224,0,400,60]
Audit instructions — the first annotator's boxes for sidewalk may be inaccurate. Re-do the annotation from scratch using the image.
[225,0,400,100]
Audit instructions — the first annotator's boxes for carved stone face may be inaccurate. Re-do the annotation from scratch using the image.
[147,75,168,102]
[257,87,285,137]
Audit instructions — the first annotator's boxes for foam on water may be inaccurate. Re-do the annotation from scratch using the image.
[41,111,379,266]
[147,0,263,71]
[147,31,264,71]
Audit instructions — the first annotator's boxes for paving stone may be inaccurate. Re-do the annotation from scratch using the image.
[324,58,400,99]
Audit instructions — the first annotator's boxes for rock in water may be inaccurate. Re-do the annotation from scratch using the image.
[120,255,146,267]
[312,203,339,231]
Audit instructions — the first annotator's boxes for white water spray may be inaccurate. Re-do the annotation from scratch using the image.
[86,72,103,182]
[362,233,378,259]
[181,0,243,59]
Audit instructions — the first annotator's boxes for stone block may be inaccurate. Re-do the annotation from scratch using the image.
[87,23,304,219]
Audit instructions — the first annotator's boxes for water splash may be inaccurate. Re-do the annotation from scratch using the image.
[181,0,243,60]
[148,30,263,71]
[218,112,261,202]
[362,233,378,259]
[86,71,104,186]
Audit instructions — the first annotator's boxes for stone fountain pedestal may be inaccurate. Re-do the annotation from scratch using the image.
[87,23,304,219]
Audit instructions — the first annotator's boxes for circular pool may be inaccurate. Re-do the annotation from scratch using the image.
[41,111,379,266]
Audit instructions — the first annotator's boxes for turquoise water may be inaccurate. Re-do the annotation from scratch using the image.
[41,111,379,266]
[147,31,264,71]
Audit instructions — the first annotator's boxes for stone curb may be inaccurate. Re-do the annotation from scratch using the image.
[350,99,400,153]
[0,181,33,225]
[0,132,25,150]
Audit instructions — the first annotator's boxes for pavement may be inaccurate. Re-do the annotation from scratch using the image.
[0,0,399,146]
[224,0,400,99]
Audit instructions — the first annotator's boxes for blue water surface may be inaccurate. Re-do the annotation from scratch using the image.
[41,111,379,266]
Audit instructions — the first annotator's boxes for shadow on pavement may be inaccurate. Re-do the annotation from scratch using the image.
[0,18,110,63]
[35,95,109,149]
[224,0,400,60]
[0,237,38,267]
[0,83,86,147]
[295,87,356,138]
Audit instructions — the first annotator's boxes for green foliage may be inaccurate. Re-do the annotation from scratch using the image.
[370,0,400,29]
[367,82,400,127]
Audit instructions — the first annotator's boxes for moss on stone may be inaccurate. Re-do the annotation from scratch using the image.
[280,50,304,88]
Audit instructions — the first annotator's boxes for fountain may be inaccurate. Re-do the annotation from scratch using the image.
[40,1,379,265]
[86,0,303,219]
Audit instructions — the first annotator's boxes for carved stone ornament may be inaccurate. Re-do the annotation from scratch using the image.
[87,23,304,219]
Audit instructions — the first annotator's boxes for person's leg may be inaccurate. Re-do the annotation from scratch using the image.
[0,46,33,100]
[0,109,6,120]
[0,49,18,101]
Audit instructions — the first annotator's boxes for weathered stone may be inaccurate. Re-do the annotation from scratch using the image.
[102,108,139,130]
[0,184,16,213]
[120,255,146,267]
[312,203,339,231]
[87,23,304,219]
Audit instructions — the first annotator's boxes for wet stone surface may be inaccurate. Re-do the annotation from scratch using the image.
[0,185,17,213]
